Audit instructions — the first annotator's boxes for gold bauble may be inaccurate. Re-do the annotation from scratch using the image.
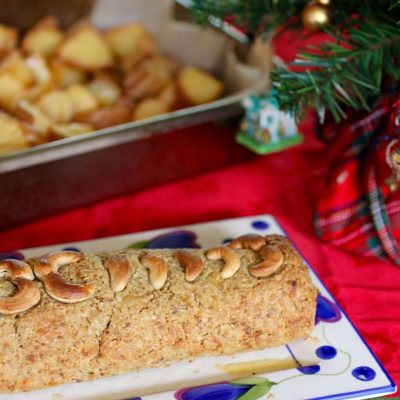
[302,1,330,31]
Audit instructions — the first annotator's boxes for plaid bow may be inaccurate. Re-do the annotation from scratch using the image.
[315,93,400,265]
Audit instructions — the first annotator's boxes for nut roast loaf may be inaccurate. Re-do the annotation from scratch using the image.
[0,234,318,393]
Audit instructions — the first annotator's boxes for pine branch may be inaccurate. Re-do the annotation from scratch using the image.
[190,0,400,122]
[191,0,307,34]
[272,13,400,122]
[191,1,400,34]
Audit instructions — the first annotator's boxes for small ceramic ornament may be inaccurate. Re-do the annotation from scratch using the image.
[236,93,303,154]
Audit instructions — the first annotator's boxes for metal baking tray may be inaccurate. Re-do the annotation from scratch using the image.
[0,0,271,230]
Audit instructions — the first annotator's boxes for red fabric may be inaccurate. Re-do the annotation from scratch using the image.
[0,31,399,395]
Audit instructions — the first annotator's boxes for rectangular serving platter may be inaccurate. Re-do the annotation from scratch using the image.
[1,215,396,400]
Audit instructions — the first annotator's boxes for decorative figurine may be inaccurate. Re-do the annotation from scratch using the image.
[236,93,303,154]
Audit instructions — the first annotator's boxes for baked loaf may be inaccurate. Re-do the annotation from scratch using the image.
[0,234,317,393]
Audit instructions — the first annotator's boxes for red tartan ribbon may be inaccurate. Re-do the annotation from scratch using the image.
[315,94,400,265]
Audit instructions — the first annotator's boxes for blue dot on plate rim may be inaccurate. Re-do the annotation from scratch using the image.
[61,247,82,252]
[352,366,376,381]
[316,345,337,360]
[251,220,270,230]
[297,365,321,375]
[0,251,25,261]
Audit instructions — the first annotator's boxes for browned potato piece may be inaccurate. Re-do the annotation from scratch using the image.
[0,73,24,111]
[87,77,121,106]
[37,90,74,123]
[0,51,34,87]
[17,80,54,105]
[75,98,134,129]
[0,114,29,154]
[158,82,177,109]
[121,33,158,72]
[66,84,98,115]
[22,17,64,57]
[65,18,92,36]
[124,57,176,100]
[133,98,170,121]
[51,122,94,139]
[0,24,18,60]
[58,27,113,70]
[104,23,146,59]
[16,100,52,137]
[25,54,52,83]
[51,58,87,87]
[177,67,223,106]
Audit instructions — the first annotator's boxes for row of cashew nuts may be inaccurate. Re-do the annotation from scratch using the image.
[0,234,284,315]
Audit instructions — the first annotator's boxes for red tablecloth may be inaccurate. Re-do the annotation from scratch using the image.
[0,31,399,396]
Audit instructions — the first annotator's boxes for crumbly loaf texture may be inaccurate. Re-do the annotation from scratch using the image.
[0,235,317,392]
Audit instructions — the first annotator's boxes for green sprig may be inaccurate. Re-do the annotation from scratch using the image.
[191,0,400,122]
[272,13,400,122]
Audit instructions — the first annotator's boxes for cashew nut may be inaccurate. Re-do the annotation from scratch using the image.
[140,254,168,290]
[174,250,204,282]
[34,251,94,304]
[228,234,266,251]
[104,255,130,292]
[206,247,241,279]
[0,259,41,314]
[34,251,81,280]
[248,245,284,278]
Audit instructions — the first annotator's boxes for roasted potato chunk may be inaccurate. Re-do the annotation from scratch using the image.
[124,57,176,100]
[104,23,146,59]
[58,27,113,70]
[37,90,74,123]
[0,73,24,111]
[51,122,94,139]
[158,82,177,109]
[17,81,54,105]
[0,114,29,154]
[66,84,98,115]
[133,98,170,121]
[51,58,87,87]
[75,98,133,130]
[16,100,53,137]
[177,67,223,106]
[87,77,121,107]
[0,24,18,59]
[121,32,158,72]
[25,54,52,83]
[0,51,34,87]
[22,17,64,57]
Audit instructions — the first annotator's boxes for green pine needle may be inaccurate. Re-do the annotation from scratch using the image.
[272,9,400,122]
[191,0,400,122]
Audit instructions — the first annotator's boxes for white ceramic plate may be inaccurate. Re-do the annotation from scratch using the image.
[1,215,396,400]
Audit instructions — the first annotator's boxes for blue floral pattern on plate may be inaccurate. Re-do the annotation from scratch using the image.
[0,251,25,261]
[127,230,200,250]
[175,382,250,400]
[315,294,342,324]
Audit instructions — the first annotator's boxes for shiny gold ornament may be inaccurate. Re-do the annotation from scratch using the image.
[302,1,330,31]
